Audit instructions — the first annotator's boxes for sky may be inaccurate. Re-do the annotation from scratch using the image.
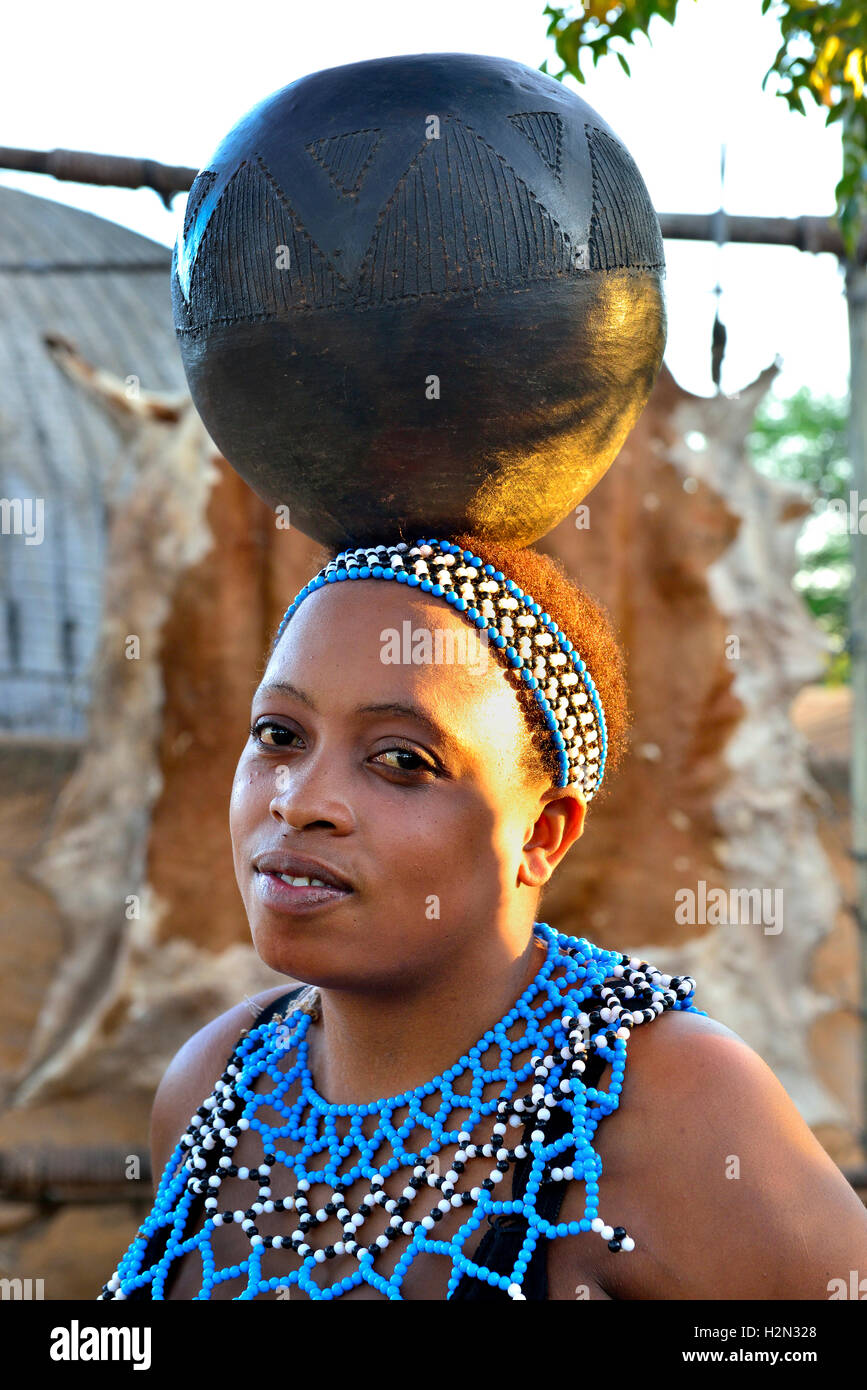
[1,0,850,402]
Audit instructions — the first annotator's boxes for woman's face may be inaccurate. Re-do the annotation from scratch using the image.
[230,580,585,993]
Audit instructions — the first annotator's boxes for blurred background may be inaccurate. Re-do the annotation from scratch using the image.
[0,0,864,1298]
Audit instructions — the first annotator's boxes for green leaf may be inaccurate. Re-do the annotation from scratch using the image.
[617,50,632,77]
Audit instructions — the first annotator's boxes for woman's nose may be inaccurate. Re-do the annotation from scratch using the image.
[267,751,355,833]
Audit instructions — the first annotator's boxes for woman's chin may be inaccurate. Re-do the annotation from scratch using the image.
[249,914,366,989]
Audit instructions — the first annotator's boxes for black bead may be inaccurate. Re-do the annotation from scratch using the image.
[612,1227,626,1238]
[396,1197,410,1211]
[452,1161,466,1173]
[431,1209,443,1221]
[324,1246,336,1259]
[496,1161,509,1172]
[325,1202,337,1215]
[608,1239,622,1252]
[482,1179,495,1191]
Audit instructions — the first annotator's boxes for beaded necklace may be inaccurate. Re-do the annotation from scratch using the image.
[99,922,700,1301]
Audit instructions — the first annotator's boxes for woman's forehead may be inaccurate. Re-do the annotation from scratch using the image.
[262,580,525,748]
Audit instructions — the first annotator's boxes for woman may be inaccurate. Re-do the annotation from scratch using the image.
[99,533,867,1300]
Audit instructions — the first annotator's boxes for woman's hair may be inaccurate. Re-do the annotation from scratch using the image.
[302,530,631,804]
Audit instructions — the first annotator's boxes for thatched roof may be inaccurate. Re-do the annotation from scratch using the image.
[0,185,184,737]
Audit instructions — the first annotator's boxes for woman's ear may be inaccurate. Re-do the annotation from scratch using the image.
[518,788,587,889]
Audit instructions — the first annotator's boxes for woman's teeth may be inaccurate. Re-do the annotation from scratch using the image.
[277,873,328,887]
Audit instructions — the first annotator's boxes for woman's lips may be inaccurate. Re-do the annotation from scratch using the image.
[254,869,353,913]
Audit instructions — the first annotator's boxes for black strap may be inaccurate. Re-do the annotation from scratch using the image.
[451,1047,608,1301]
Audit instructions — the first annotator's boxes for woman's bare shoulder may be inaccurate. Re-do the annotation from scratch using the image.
[593,1005,867,1299]
[148,983,295,1195]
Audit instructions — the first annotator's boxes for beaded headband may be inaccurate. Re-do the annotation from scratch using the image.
[274,538,608,799]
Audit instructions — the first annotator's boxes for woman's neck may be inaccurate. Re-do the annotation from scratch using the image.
[305,931,546,1104]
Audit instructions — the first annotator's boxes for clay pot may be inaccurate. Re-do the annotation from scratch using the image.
[172,52,666,548]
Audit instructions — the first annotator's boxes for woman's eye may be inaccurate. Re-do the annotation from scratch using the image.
[372,747,436,775]
[250,720,299,748]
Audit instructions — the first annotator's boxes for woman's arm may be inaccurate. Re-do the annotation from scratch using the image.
[589,1010,867,1300]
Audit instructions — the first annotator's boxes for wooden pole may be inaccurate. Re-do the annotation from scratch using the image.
[845,251,867,1151]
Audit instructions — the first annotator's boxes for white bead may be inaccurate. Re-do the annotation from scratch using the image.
[451,1194,463,1207]
[551,1168,564,1182]
[250,1235,263,1247]
[316,1208,328,1222]
[591,1218,604,1232]
[402,1187,416,1201]
[376,1235,389,1249]
[237,1167,249,1180]
[621,1236,635,1251]
[601,1225,614,1241]
[470,1187,482,1200]
[421,1216,435,1230]
[438,1199,451,1212]
[508,1283,523,1299]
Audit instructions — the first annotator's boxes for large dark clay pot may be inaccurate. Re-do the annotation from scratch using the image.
[172,51,666,548]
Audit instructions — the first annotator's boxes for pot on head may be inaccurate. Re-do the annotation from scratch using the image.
[172,51,666,549]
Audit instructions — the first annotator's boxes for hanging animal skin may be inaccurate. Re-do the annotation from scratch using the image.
[172,51,667,548]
